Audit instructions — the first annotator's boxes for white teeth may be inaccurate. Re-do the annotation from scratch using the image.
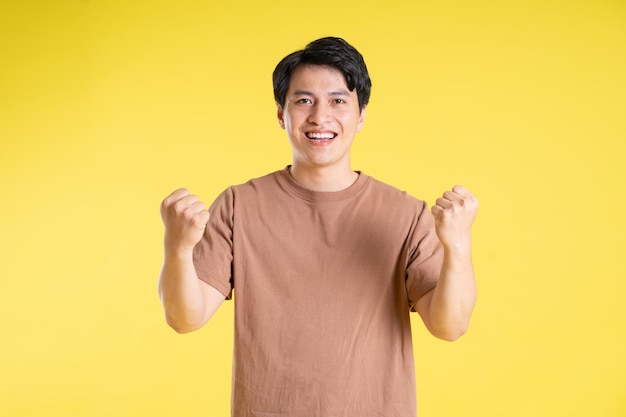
[307,132,335,139]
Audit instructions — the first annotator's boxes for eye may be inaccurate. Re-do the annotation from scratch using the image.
[332,98,346,104]
[296,98,312,104]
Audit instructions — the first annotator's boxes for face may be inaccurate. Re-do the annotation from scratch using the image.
[277,65,366,173]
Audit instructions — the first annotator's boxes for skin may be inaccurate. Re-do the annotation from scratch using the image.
[276,64,365,191]
[420,185,478,340]
[159,64,478,340]
[159,189,224,333]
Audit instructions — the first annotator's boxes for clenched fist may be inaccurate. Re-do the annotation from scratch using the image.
[160,188,210,254]
[431,185,478,250]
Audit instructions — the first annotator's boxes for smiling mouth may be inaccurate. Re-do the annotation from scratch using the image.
[306,132,337,141]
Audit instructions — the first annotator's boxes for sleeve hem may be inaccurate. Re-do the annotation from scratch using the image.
[198,273,233,300]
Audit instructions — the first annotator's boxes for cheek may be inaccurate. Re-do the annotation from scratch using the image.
[343,112,365,132]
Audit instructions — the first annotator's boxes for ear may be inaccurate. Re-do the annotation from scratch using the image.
[356,105,367,132]
[276,103,285,129]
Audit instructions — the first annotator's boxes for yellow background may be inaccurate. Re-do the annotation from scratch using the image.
[1,0,625,416]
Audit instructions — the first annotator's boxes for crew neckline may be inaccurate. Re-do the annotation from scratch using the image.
[277,166,370,202]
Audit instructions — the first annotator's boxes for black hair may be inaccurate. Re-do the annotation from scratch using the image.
[272,37,372,111]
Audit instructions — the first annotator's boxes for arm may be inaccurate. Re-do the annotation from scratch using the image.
[158,188,225,333]
[416,185,478,341]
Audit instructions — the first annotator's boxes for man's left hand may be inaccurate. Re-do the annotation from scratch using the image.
[431,185,479,250]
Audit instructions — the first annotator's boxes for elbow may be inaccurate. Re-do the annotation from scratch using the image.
[434,327,468,342]
[160,297,210,334]
[169,324,197,334]
[430,320,471,342]
[425,299,476,341]
[165,314,204,334]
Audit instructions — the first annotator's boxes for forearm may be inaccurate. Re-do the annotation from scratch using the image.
[427,244,477,341]
[158,251,209,333]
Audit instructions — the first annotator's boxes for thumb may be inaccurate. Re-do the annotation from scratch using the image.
[194,210,211,230]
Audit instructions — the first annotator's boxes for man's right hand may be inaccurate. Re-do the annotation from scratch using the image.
[160,188,210,254]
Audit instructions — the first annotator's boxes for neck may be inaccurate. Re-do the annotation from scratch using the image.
[288,164,358,192]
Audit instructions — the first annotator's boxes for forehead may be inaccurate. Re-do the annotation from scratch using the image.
[287,64,352,95]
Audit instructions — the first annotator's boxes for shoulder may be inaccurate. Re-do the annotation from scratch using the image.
[230,169,285,195]
[208,170,284,217]
[364,174,429,213]
[209,169,292,210]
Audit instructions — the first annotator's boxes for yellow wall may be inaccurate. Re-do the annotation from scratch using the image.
[1,1,625,416]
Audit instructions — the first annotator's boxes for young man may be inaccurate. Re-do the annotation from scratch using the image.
[159,37,478,417]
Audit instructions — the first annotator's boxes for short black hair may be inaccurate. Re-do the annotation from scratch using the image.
[272,37,372,111]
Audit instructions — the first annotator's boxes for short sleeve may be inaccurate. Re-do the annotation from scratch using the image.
[193,187,235,299]
[405,201,444,311]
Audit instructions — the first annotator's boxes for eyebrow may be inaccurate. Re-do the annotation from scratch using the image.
[292,89,351,97]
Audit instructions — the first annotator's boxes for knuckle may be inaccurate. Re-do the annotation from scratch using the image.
[161,196,172,209]
[191,216,206,229]
[173,200,188,214]
[182,206,196,219]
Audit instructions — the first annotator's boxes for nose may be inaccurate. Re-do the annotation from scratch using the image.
[307,102,331,125]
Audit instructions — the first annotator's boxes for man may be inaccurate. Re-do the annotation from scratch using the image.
[159,37,478,417]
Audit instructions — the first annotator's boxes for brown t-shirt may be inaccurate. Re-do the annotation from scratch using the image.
[193,167,443,417]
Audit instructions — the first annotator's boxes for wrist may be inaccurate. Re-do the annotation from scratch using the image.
[163,245,195,261]
[441,239,472,257]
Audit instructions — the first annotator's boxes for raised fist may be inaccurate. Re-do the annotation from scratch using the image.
[431,185,478,250]
[160,188,210,254]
